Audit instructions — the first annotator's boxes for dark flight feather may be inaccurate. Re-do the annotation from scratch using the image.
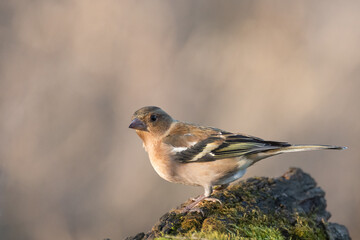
[173,133,291,163]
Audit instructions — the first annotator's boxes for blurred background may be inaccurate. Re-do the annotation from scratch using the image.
[0,1,359,239]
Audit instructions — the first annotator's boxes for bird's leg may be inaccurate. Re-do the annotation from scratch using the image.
[182,186,222,213]
[203,185,222,204]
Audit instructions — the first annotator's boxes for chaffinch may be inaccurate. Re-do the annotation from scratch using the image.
[129,106,346,212]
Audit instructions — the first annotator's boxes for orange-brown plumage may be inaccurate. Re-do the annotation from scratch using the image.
[129,106,346,211]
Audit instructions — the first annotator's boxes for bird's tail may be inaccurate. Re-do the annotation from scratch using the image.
[271,144,346,153]
[249,144,347,162]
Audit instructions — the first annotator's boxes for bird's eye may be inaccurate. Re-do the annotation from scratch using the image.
[150,115,157,122]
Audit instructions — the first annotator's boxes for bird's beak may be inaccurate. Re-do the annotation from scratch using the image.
[129,118,147,131]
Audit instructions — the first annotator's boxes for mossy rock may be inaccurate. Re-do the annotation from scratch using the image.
[126,168,350,240]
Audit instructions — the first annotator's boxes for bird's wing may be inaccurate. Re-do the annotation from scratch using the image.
[167,131,290,163]
[210,134,290,160]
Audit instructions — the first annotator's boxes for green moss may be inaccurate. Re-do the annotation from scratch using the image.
[154,173,329,240]
[238,225,284,239]
[202,217,227,232]
[155,206,327,240]
[289,214,327,239]
[157,227,283,240]
[179,214,202,233]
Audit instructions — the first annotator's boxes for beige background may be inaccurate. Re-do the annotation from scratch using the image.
[0,1,359,239]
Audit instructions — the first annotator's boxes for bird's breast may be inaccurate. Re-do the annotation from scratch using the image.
[146,142,180,183]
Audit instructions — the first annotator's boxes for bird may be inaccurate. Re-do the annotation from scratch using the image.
[129,106,346,212]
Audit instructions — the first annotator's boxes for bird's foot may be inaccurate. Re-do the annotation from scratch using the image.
[182,195,222,214]
[203,197,222,204]
[189,196,222,204]
[187,207,204,215]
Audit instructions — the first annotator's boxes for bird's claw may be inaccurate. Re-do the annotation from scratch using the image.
[181,206,204,216]
[189,196,222,204]
[203,197,222,204]
[181,196,222,214]
[188,207,204,216]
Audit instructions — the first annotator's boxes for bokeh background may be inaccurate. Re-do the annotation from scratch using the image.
[0,1,359,239]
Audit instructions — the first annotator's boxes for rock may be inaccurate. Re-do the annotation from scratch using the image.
[124,232,145,240]
[127,168,351,240]
[327,223,351,240]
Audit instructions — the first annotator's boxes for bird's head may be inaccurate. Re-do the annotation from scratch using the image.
[129,106,174,138]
